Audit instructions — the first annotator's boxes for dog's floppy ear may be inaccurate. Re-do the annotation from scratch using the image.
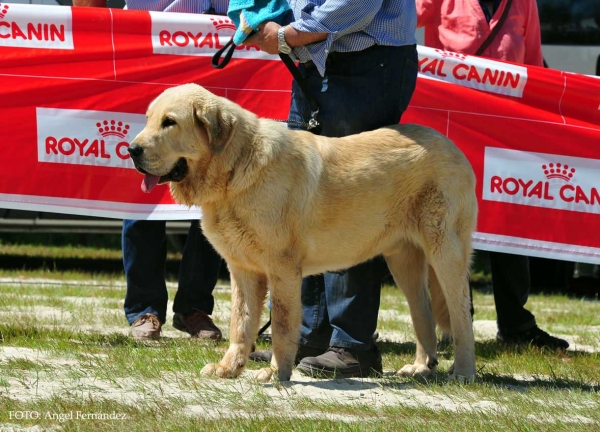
[194,102,237,155]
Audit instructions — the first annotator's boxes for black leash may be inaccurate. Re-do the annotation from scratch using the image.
[212,36,320,131]
[278,52,320,130]
[212,38,237,69]
[257,313,271,337]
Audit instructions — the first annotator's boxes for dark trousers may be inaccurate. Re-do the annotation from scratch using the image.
[489,251,537,335]
[288,44,419,350]
[122,219,223,325]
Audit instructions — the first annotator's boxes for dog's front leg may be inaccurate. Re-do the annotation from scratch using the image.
[201,267,267,379]
[256,270,302,383]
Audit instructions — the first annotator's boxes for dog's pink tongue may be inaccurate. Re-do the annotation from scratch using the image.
[141,174,160,193]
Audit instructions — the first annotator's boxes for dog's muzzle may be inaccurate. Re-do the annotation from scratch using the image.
[127,144,188,193]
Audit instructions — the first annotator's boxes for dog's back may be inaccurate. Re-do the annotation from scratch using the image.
[292,124,477,276]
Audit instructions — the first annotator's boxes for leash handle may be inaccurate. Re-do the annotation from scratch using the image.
[212,38,236,69]
[213,30,257,69]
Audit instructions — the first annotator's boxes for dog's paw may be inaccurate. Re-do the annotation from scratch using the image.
[201,363,234,379]
[448,373,475,383]
[200,363,219,377]
[276,367,292,382]
[251,367,275,383]
[397,363,435,379]
[447,362,475,383]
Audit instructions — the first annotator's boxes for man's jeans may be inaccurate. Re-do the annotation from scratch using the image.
[122,219,223,325]
[288,44,419,351]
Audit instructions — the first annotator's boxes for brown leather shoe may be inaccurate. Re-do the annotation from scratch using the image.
[131,314,162,340]
[173,310,222,341]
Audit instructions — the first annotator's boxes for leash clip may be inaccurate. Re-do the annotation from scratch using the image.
[307,109,320,130]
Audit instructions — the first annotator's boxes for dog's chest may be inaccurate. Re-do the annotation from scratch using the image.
[201,207,270,272]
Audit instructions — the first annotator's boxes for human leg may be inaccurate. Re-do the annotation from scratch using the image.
[298,274,331,350]
[490,252,535,334]
[173,220,222,315]
[529,256,574,295]
[172,220,223,340]
[122,219,169,339]
[292,44,418,376]
[490,251,568,349]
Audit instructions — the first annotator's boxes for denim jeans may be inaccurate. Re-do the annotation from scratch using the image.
[288,44,419,351]
[122,219,223,325]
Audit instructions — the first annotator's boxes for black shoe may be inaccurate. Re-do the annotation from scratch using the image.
[296,345,383,379]
[249,345,325,365]
[497,326,569,350]
[249,349,273,363]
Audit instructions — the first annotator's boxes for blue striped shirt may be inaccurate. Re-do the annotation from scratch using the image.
[289,0,417,76]
[125,0,229,14]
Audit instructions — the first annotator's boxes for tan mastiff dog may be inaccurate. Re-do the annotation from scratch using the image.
[128,83,478,383]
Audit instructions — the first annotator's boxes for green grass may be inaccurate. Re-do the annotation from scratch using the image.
[0,244,124,260]
[0,268,127,282]
[0,257,598,430]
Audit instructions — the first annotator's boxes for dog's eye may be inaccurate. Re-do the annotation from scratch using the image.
[162,117,177,128]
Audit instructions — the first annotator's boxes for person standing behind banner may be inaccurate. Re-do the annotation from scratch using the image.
[416,0,569,350]
[74,0,228,341]
[246,0,419,378]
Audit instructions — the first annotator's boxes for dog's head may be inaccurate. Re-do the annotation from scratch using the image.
[128,84,237,194]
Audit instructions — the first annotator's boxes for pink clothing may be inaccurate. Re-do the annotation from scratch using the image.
[416,0,544,67]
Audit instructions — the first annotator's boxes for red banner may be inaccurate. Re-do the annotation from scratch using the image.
[1,4,599,264]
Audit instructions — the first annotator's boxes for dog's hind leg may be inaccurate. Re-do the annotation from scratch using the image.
[427,235,476,382]
[385,243,438,379]
[430,265,451,337]
[201,267,267,379]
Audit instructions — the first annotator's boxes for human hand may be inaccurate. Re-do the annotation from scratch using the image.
[244,21,281,55]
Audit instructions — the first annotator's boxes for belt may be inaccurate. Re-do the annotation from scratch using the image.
[300,44,381,71]
[302,60,317,71]
[300,44,414,72]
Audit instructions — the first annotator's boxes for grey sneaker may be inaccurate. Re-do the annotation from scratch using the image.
[131,314,162,340]
[173,310,222,341]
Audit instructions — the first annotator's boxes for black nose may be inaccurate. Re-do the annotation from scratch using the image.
[128,144,144,158]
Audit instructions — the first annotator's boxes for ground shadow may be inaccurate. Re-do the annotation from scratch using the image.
[282,367,598,394]
[308,339,600,393]
[475,372,599,393]
[379,338,599,362]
